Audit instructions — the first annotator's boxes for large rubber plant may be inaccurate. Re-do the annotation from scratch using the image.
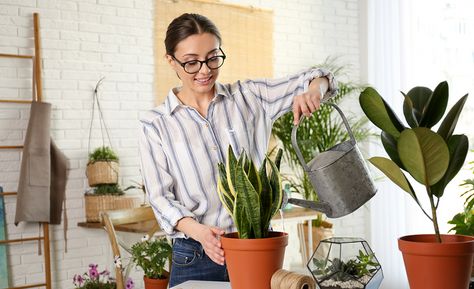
[217,145,283,239]
[359,81,469,242]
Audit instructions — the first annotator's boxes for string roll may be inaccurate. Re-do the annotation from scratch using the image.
[271,269,316,289]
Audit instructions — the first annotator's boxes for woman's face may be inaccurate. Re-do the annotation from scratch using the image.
[167,33,222,96]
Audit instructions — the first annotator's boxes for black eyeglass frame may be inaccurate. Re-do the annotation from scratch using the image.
[171,47,226,74]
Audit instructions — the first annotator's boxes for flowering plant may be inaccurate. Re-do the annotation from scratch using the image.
[73,264,134,289]
[131,235,172,279]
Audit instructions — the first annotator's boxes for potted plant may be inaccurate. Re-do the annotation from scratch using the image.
[217,145,288,289]
[359,81,474,289]
[131,235,172,289]
[86,146,120,186]
[72,264,134,289]
[309,238,383,289]
[448,155,474,281]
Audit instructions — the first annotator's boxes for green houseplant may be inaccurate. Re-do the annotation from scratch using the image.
[217,145,288,289]
[86,146,120,186]
[359,81,474,289]
[131,235,171,289]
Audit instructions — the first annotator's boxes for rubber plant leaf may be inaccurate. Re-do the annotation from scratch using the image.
[359,87,405,139]
[234,163,262,238]
[430,134,469,198]
[419,81,449,128]
[369,156,416,199]
[402,91,419,128]
[381,131,405,170]
[437,93,469,141]
[397,128,450,186]
[404,86,432,125]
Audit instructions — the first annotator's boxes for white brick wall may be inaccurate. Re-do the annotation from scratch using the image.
[0,0,365,287]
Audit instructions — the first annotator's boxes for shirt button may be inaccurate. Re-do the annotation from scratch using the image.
[204,123,209,128]
[212,146,217,151]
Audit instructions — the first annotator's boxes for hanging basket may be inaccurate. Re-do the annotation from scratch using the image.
[86,161,119,186]
[84,194,141,222]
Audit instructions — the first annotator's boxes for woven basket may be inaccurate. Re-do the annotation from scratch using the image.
[84,194,141,222]
[86,161,119,186]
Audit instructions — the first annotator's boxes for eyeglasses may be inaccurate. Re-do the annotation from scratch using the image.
[172,48,226,74]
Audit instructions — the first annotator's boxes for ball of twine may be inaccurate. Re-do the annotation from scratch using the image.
[271,269,316,289]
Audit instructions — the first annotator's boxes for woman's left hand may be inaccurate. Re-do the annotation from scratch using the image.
[292,77,329,125]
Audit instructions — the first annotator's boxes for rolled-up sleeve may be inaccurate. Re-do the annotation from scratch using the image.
[242,67,338,121]
[138,120,195,237]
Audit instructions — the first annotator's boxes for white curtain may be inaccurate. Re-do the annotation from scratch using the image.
[366,1,474,289]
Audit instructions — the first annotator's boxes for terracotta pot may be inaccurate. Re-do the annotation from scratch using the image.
[221,231,288,289]
[398,234,474,289]
[143,272,169,289]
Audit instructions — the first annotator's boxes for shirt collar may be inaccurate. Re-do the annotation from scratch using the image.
[164,83,231,115]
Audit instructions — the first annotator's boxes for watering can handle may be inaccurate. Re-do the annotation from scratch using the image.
[291,102,357,171]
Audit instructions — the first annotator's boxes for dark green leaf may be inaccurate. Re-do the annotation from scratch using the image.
[381,131,405,169]
[437,94,469,140]
[430,135,469,197]
[402,92,419,128]
[405,86,432,124]
[419,81,449,128]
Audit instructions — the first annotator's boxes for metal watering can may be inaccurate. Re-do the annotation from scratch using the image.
[286,102,377,218]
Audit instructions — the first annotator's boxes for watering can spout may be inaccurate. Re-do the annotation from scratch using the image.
[287,198,332,216]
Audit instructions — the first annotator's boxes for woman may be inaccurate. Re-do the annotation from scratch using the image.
[139,13,337,287]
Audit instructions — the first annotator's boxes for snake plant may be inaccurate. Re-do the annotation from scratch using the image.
[217,145,283,239]
[359,81,469,242]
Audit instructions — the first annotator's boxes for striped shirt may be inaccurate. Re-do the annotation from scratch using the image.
[139,67,337,238]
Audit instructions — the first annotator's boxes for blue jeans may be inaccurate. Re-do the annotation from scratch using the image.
[169,237,229,287]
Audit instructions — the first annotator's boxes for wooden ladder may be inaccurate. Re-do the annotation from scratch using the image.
[0,13,52,289]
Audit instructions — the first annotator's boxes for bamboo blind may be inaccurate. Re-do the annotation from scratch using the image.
[154,0,273,104]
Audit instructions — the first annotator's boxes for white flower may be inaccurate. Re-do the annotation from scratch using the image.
[141,234,150,242]
[114,255,122,269]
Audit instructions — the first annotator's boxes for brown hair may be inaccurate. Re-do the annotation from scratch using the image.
[164,13,222,55]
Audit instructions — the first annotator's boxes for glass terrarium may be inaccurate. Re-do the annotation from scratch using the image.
[307,237,383,289]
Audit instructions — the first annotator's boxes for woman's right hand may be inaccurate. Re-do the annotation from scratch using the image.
[176,217,225,265]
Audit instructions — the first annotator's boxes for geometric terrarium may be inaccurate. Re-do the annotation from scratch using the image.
[307,237,383,289]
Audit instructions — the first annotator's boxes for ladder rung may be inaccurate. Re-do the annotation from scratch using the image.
[0,236,44,244]
[0,145,24,149]
[0,99,33,104]
[0,192,17,196]
[0,53,34,59]
[6,283,47,289]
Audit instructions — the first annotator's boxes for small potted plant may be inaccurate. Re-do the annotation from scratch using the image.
[309,238,383,289]
[86,146,120,186]
[359,81,474,289]
[131,234,172,289]
[72,263,134,289]
[217,145,288,289]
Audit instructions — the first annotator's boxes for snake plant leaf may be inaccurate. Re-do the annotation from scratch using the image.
[247,161,261,195]
[398,128,450,186]
[405,86,432,124]
[430,134,469,198]
[402,92,419,128]
[226,146,238,197]
[217,178,234,215]
[234,194,250,239]
[381,131,405,170]
[419,81,449,128]
[437,93,469,141]
[259,158,272,235]
[369,157,416,198]
[234,164,262,238]
[268,154,283,225]
[359,87,405,138]
[275,148,283,170]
